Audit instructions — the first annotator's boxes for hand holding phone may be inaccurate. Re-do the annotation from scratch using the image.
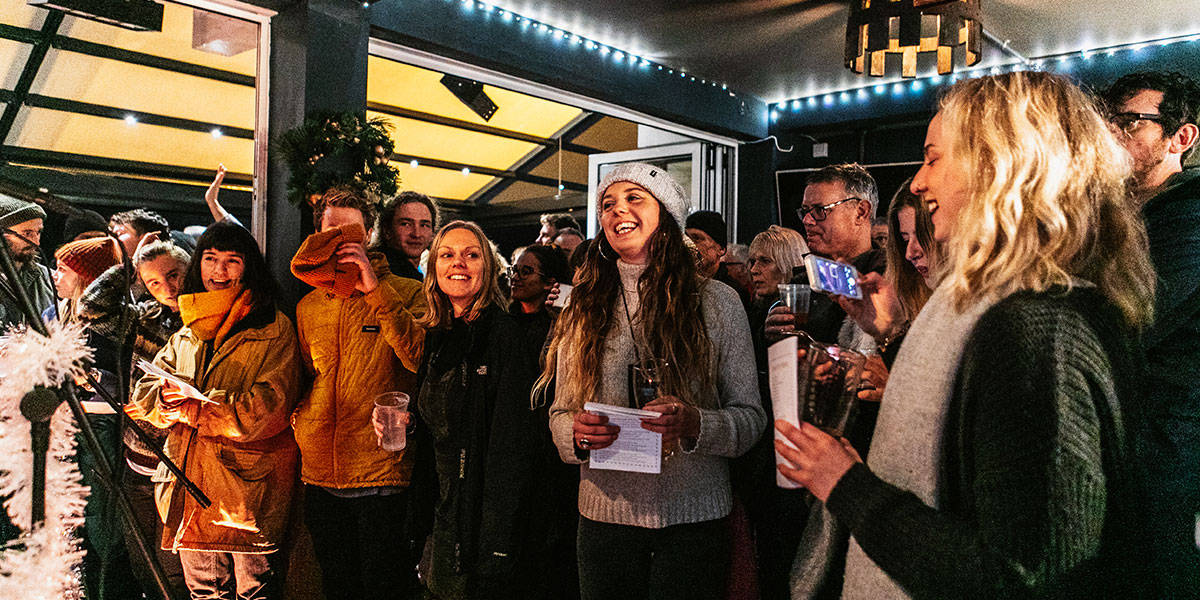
[804,255,862,300]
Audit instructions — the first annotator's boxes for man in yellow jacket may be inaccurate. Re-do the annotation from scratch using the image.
[290,187,428,600]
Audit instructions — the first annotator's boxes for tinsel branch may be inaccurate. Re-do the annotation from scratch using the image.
[0,320,93,598]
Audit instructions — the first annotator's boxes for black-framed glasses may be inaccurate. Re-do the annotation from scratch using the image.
[1108,112,1163,135]
[797,197,860,222]
[506,265,544,279]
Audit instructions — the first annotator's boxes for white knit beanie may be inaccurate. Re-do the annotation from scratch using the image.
[597,163,689,228]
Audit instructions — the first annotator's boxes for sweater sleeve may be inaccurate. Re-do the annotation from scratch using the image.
[825,299,1113,598]
[548,345,586,464]
[694,283,766,458]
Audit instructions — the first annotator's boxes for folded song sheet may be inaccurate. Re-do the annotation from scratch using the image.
[583,402,663,474]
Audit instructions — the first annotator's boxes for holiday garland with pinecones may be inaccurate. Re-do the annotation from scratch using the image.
[275,111,399,206]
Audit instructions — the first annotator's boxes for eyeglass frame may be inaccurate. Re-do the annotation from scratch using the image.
[506,264,545,279]
[797,197,862,222]
[1108,112,1164,136]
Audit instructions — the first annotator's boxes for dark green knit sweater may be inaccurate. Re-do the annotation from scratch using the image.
[825,288,1149,599]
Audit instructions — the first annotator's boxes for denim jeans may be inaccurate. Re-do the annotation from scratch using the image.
[178,550,274,600]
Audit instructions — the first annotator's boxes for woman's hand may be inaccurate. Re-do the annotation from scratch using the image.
[336,241,378,294]
[573,411,619,451]
[833,272,904,342]
[857,354,889,403]
[161,380,192,408]
[544,282,560,307]
[640,397,700,449]
[774,419,861,502]
[765,304,796,342]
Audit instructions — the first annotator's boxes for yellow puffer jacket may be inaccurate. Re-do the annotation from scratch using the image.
[128,309,302,554]
[292,257,427,489]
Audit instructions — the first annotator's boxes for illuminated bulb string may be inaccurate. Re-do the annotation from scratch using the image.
[445,0,739,99]
[771,30,1200,115]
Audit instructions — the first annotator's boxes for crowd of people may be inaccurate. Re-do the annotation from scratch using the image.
[0,68,1197,600]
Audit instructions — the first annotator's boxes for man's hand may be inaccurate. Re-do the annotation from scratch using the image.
[336,241,378,294]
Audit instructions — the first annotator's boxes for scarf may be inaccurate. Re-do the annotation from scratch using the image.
[178,286,255,348]
[290,222,367,298]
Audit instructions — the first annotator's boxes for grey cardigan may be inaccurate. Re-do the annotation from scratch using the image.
[548,260,766,529]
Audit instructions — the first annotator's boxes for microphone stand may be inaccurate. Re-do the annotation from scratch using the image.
[0,232,205,600]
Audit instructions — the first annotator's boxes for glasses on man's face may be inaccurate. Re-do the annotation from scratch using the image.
[797,197,860,222]
[1108,112,1164,137]
[506,265,543,279]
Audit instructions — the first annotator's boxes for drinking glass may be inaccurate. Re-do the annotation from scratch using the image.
[373,392,410,451]
[777,283,811,330]
[798,343,865,437]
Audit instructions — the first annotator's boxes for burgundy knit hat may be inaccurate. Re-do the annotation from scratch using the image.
[54,237,120,287]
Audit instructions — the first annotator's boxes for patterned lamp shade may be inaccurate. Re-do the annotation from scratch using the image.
[844,0,983,78]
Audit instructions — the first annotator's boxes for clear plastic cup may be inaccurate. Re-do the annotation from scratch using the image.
[373,392,410,451]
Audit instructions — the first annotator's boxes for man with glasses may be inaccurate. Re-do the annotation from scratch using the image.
[0,195,53,330]
[1102,71,1200,597]
[771,163,886,344]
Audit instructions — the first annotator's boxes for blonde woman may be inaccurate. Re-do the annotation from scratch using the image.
[410,221,565,600]
[543,163,764,600]
[777,72,1156,598]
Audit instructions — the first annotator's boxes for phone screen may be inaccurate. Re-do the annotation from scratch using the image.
[805,255,862,299]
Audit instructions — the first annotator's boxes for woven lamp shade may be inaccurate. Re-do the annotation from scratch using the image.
[845,0,982,78]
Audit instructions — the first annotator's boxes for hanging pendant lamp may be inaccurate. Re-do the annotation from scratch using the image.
[845,0,982,78]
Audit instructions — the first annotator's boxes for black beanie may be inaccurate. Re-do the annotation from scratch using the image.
[63,209,108,241]
[684,210,727,248]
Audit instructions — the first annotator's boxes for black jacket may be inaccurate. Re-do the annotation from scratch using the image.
[410,304,559,599]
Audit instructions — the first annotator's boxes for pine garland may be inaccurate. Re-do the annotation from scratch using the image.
[275,111,400,206]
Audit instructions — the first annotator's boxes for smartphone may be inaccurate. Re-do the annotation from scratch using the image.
[804,255,862,300]
[551,283,574,308]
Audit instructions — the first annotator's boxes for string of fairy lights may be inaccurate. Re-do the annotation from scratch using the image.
[769,30,1200,123]
[381,0,744,101]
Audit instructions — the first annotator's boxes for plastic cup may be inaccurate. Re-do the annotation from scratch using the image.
[373,392,410,451]
[777,283,811,329]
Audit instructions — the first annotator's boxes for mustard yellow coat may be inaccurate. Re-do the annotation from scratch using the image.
[128,309,302,554]
[292,264,427,489]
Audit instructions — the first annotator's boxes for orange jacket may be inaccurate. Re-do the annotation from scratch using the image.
[292,256,427,489]
[128,309,302,554]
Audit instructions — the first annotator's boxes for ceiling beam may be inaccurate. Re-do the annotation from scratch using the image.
[0,146,253,186]
[21,93,254,139]
[474,111,604,205]
[390,151,587,192]
[367,100,604,154]
[0,23,255,87]
[0,12,64,144]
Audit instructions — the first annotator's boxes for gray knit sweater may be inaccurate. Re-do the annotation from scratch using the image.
[548,260,766,528]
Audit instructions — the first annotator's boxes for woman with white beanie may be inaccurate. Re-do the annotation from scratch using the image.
[540,163,765,600]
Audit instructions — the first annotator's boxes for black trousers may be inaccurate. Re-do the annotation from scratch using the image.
[303,485,417,600]
[577,516,731,600]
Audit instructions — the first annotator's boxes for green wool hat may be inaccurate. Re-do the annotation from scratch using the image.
[0,194,46,230]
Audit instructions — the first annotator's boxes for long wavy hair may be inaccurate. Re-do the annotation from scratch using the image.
[534,194,713,411]
[936,72,1155,327]
[419,220,506,329]
[885,180,939,321]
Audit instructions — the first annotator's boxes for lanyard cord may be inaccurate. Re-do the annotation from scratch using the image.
[619,277,645,367]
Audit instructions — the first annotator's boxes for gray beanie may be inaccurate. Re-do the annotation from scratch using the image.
[0,194,45,230]
[597,163,689,228]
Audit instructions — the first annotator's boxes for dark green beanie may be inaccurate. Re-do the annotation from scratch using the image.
[0,194,46,230]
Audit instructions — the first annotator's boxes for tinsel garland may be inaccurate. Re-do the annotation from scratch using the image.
[275,111,400,207]
[0,320,93,599]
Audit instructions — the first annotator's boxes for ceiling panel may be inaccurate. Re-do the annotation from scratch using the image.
[30,49,255,128]
[368,55,583,135]
[487,180,561,205]
[392,162,497,201]
[0,38,33,91]
[0,3,48,30]
[8,107,253,174]
[59,3,257,76]
[367,111,542,171]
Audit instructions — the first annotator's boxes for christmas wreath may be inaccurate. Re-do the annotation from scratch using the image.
[275,111,400,206]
